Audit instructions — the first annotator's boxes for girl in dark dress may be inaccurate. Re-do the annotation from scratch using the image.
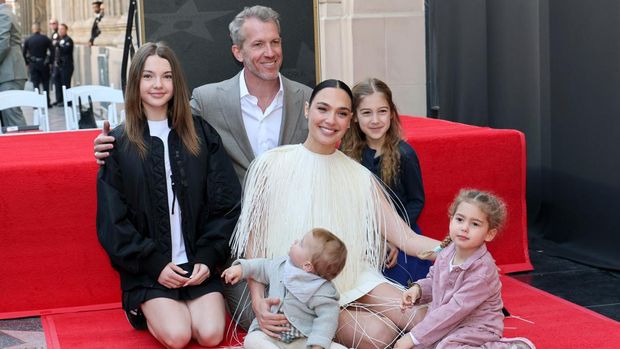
[341,78,431,287]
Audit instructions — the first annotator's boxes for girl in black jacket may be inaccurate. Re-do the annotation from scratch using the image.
[97,42,241,348]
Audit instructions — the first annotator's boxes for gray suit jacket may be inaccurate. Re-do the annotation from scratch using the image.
[0,4,28,84]
[234,256,340,349]
[190,71,312,183]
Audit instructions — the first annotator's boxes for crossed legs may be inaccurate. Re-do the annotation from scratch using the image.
[336,282,427,349]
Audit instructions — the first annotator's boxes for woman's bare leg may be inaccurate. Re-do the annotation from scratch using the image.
[336,305,399,349]
[141,297,192,349]
[186,292,227,347]
[358,282,427,331]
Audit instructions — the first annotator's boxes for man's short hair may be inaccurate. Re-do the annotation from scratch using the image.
[228,5,280,47]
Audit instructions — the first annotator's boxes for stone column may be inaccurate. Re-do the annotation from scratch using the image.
[318,0,427,116]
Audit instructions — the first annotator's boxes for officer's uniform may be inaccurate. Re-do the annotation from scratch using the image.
[22,32,53,106]
[54,34,74,104]
[89,6,104,45]
[49,29,60,104]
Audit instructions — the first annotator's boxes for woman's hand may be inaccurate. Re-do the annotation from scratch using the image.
[183,263,210,287]
[157,262,189,289]
[221,265,243,285]
[385,242,399,269]
[393,333,415,349]
[401,283,421,310]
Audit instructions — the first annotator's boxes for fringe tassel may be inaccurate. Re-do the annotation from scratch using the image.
[231,145,409,295]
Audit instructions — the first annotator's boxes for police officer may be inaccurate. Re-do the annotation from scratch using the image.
[22,22,53,107]
[48,18,61,105]
[89,0,104,46]
[54,23,74,105]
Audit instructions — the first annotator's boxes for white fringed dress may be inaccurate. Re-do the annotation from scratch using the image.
[231,144,402,305]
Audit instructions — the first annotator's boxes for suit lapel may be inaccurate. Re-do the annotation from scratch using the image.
[279,77,305,145]
[218,73,255,164]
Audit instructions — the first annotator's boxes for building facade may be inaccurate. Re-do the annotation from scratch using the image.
[13,0,426,115]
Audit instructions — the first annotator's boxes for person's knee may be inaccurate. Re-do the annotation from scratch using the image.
[364,325,399,348]
[336,318,398,349]
[336,314,399,348]
[193,325,224,347]
[243,331,271,349]
[158,328,191,349]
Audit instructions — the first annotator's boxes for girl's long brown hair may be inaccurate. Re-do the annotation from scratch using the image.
[124,42,200,158]
[341,78,403,186]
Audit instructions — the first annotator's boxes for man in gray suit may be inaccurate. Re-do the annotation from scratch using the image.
[93,5,312,331]
[0,0,28,127]
[95,5,311,181]
[189,6,311,182]
[190,6,312,332]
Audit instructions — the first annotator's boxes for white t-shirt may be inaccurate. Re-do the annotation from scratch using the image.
[147,119,188,265]
[239,69,284,157]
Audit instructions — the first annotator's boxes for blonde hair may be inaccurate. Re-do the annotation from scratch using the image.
[341,78,403,186]
[124,42,200,158]
[308,228,347,281]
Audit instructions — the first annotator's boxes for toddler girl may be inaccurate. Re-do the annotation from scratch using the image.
[394,189,535,349]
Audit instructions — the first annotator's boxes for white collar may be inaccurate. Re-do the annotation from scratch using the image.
[282,258,327,303]
[239,68,283,99]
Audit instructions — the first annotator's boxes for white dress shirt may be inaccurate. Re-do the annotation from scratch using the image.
[239,69,284,157]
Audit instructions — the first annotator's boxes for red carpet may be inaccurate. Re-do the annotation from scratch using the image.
[0,119,529,318]
[41,277,619,348]
[501,276,620,348]
[0,130,119,318]
[42,309,245,349]
[402,117,530,273]
[0,120,612,348]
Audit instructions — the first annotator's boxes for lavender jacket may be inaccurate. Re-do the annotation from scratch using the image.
[411,243,504,347]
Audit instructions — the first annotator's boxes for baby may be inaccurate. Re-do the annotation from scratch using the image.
[222,227,348,349]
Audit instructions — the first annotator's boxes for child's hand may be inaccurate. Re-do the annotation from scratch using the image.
[401,284,421,310]
[221,265,242,284]
[385,242,399,268]
[393,333,415,349]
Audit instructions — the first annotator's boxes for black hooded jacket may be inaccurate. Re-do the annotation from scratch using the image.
[97,116,241,292]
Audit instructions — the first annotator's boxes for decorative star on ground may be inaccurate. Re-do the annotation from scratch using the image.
[1,329,46,348]
[146,0,232,42]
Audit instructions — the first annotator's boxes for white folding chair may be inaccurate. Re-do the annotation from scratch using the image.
[0,89,50,132]
[62,85,125,130]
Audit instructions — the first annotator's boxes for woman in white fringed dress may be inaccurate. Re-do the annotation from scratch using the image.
[231,79,440,349]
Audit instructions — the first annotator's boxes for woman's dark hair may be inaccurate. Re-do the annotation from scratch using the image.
[309,79,353,106]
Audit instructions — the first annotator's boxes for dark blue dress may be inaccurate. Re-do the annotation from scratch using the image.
[361,140,431,286]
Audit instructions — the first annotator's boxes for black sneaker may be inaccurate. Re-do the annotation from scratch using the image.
[124,308,147,330]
